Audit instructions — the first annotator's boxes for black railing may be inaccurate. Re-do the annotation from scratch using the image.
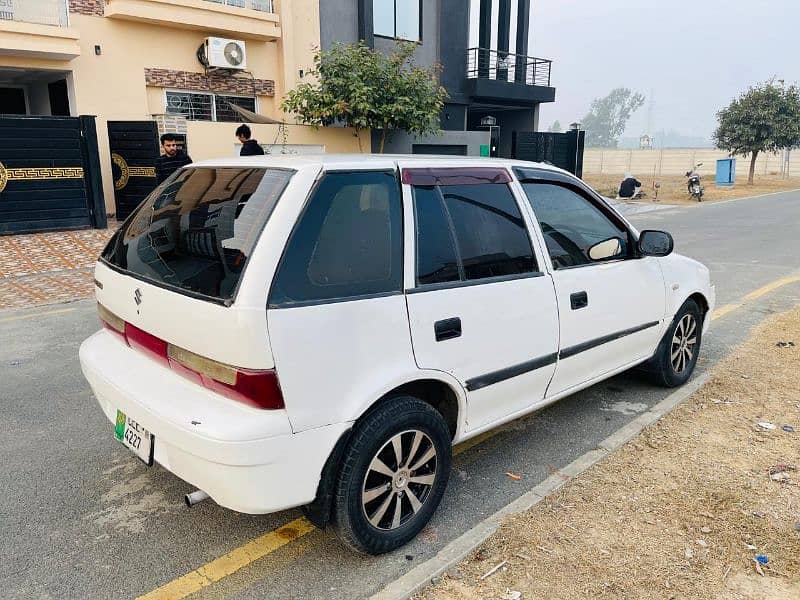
[466,47,552,87]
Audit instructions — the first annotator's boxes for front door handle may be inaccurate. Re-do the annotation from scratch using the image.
[434,317,462,342]
[570,291,588,310]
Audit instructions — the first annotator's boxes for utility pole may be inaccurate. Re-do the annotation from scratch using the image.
[646,88,655,136]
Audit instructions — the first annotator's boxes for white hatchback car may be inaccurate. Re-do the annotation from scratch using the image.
[80,155,714,554]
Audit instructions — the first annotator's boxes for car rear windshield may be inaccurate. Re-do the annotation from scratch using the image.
[101,167,294,304]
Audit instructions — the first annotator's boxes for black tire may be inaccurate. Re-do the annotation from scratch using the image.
[647,299,703,387]
[331,396,452,555]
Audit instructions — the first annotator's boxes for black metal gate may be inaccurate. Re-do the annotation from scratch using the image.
[0,115,105,234]
[512,130,586,177]
[107,121,160,220]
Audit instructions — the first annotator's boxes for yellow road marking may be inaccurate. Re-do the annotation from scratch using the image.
[712,275,800,322]
[136,272,800,599]
[0,307,76,323]
[711,303,740,321]
[136,517,316,600]
[742,275,800,302]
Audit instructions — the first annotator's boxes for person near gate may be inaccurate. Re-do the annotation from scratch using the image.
[236,124,265,156]
[617,172,642,199]
[155,133,192,184]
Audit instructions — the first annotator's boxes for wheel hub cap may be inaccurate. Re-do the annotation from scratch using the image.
[671,313,698,374]
[394,470,409,489]
[361,430,438,531]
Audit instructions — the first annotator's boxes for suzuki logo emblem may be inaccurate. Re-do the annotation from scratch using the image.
[134,289,142,306]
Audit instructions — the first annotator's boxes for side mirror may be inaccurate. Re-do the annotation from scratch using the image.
[638,230,674,257]
[588,237,623,261]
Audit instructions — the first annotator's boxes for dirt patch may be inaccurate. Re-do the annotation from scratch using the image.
[422,306,800,600]
[583,173,800,205]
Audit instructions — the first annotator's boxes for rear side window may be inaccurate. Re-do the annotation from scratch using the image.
[412,182,537,285]
[102,167,293,303]
[269,171,403,306]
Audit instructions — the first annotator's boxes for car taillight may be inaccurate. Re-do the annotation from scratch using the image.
[97,302,125,341]
[96,303,284,410]
[167,345,285,410]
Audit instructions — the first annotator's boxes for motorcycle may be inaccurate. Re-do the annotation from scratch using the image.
[685,163,704,201]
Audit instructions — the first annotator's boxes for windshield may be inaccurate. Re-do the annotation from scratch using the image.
[102,167,294,303]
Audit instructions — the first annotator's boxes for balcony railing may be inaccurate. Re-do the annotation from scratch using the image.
[0,0,69,27]
[466,47,552,87]
[203,0,274,13]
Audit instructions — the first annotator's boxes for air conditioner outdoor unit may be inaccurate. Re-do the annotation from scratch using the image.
[199,37,247,70]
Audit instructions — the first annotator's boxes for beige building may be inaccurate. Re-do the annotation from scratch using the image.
[0,0,366,216]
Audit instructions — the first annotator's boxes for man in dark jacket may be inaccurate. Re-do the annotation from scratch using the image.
[617,172,642,199]
[236,124,265,156]
[155,133,192,184]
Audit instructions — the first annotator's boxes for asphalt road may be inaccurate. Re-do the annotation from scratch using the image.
[2,190,799,600]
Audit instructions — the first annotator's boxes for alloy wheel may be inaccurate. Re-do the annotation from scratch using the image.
[671,313,697,373]
[361,430,438,531]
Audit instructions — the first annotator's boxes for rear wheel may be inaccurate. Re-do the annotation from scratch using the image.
[331,396,451,554]
[647,299,702,387]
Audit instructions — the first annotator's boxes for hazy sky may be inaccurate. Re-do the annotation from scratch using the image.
[530,0,799,141]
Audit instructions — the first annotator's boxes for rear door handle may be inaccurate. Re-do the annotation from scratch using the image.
[434,317,462,342]
[570,291,588,310]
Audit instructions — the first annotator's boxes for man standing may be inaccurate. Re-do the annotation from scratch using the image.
[236,124,265,156]
[155,133,192,184]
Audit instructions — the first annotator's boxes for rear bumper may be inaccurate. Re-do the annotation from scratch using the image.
[79,330,351,514]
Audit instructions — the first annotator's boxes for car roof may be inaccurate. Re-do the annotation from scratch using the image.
[187,153,570,175]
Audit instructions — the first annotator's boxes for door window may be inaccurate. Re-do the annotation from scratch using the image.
[270,171,403,306]
[412,182,537,286]
[520,182,629,269]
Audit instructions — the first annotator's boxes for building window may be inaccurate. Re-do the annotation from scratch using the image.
[165,91,256,122]
[373,0,420,41]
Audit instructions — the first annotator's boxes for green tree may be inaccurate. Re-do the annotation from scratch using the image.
[714,80,800,184]
[548,120,562,133]
[281,41,447,153]
[582,88,645,148]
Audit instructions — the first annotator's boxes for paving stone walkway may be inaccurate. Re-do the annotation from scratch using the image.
[0,224,117,310]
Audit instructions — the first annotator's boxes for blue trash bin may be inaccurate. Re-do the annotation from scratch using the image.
[716,158,736,187]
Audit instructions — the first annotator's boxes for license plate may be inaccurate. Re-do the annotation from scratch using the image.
[115,410,154,466]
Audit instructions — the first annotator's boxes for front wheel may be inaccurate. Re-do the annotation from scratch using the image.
[331,396,452,554]
[647,299,703,387]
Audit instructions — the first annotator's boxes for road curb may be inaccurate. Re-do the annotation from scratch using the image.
[369,372,711,600]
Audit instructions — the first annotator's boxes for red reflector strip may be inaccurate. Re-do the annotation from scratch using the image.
[125,322,169,367]
[401,167,512,186]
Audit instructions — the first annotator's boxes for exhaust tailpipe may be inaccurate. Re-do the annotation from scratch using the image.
[184,489,210,507]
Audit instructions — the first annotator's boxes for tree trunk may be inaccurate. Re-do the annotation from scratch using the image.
[748,150,758,184]
[356,128,363,153]
[379,128,388,154]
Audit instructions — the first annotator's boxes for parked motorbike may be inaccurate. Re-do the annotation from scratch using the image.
[685,163,704,201]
